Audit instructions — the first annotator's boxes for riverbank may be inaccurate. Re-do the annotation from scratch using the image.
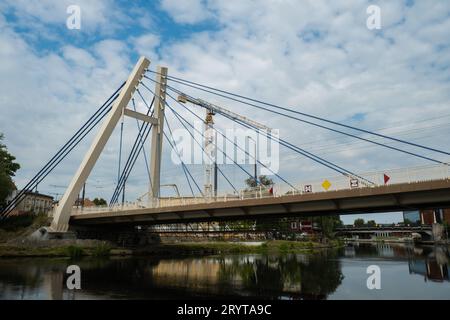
[0,239,343,258]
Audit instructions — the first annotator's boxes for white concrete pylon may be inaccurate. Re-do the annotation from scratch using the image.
[50,56,151,232]
[149,66,168,203]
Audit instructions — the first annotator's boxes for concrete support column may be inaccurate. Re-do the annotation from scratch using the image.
[149,66,168,203]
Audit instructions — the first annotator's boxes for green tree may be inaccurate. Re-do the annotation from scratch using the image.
[245,175,273,189]
[315,215,342,239]
[367,220,377,227]
[93,198,107,206]
[354,218,365,227]
[0,134,20,210]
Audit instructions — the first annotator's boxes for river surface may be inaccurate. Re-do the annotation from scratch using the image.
[0,243,449,300]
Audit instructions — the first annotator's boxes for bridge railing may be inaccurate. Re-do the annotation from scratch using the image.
[70,163,450,216]
[70,186,279,215]
[276,163,450,195]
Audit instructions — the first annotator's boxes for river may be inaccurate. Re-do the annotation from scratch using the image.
[0,243,449,300]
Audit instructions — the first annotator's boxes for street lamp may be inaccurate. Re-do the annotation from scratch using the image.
[247,136,257,186]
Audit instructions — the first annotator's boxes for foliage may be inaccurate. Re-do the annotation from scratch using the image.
[306,215,342,239]
[354,218,365,227]
[92,242,111,257]
[316,215,342,239]
[93,198,107,206]
[0,133,20,210]
[367,220,377,227]
[245,175,273,188]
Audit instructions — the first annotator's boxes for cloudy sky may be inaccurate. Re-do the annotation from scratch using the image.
[1,0,449,224]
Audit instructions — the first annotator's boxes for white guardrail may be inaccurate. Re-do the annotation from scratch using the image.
[70,163,450,216]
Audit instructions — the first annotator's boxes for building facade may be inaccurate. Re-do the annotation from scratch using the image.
[6,190,54,215]
[403,209,450,226]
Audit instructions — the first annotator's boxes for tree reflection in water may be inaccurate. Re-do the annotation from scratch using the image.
[217,251,344,299]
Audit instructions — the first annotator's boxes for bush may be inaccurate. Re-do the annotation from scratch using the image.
[92,243,111,257]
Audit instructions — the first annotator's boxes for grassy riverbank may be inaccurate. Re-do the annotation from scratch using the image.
[136,239,343,256]
[0,239,343,258]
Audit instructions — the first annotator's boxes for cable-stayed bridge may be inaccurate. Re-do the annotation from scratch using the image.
[2,56,450,236]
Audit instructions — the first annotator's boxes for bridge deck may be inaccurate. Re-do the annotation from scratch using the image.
[70,179,450,226]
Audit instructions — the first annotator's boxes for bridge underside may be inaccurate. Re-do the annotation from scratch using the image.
[70,179,450,228]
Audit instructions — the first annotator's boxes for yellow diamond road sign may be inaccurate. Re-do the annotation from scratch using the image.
[322,179,331,190]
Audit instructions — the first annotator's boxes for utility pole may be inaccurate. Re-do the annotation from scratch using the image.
[81,182,86,208]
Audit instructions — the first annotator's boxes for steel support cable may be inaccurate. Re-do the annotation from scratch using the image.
[110,94,155,205]
[110,96,154,205]
[110,119,152,205]
[2,93,120,217]
[1,84,124,217]
[297,122,450,152]
[163,133,196,197]
[162,81,447,165]
[139,82,239,193]
[164,117,198,196]
[2,93,120,216]
[113,121,154,205]
[162,86,298,191]
[2,102,117,218]
[110,95,153,204]
[141,81,257,186]
[217,109,375,186]
[224,112,375,186]
[167,106,237,195]
[162,83,369,186]
[3,107,115,218]
[146,72,450,157]
[163,130,198,197]
[131,98,152,185]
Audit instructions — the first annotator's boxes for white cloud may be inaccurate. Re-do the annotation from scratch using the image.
[0,16,133,196]
[1,0,450,219]
[160,0,214,24]
[132,33,161,60]
[0,0,131,35]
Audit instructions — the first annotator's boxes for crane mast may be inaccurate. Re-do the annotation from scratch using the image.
[178,93,272,197]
